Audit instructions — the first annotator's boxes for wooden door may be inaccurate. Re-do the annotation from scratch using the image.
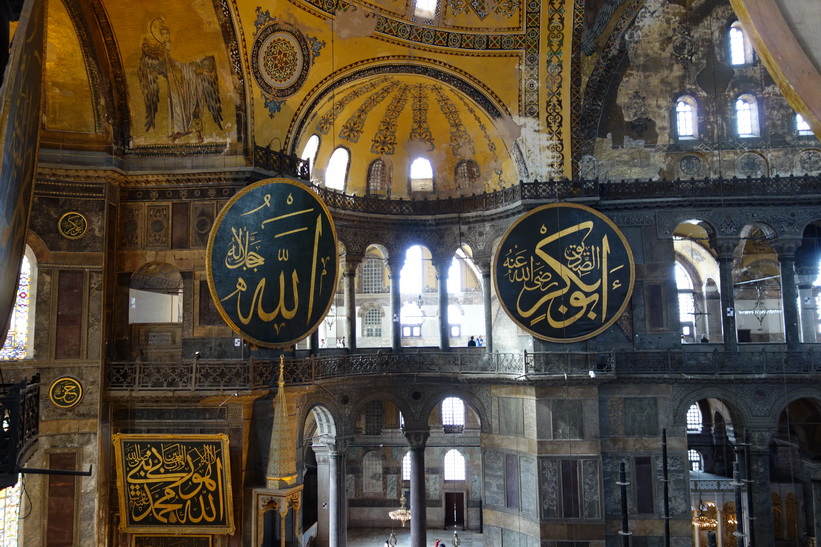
[444,492,465,529]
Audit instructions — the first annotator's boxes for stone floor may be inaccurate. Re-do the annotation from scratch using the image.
[346,528,482,547]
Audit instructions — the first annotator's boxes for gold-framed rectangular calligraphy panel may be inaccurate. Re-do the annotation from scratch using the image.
[113,434,234,535]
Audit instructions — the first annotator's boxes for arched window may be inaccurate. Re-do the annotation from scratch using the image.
[729,21,754,65]
[326,147,350,191]
[363,308,383,338]
[400,245,423,295]
[414,0,436,19]
[796,113,813,136]
[688,449,704,471]
[402,452,411,480]
[447,257,462,293]
[735,94,760,137]
[443,449,466,481]
[442,397,465,430]
[676,262,696,340]
[686,403,702,432]
[675,96,698,139]
[301,134,320,175]
[362,256,385,294]
[409,157,433,192]
[367,159,390,196]
[1,254,33,360]
[454,160,480,190]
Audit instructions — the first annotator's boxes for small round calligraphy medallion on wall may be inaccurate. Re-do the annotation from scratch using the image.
[494,203,635,343]
[206,178,339,347]
[49,376,83,409]
[58,212,88,239]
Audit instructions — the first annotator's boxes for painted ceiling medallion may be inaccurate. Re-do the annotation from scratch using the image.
[252,10,324,105]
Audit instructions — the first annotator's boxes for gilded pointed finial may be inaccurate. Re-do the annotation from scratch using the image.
[279,354,285,387]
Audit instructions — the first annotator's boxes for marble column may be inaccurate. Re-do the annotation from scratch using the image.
[773,239,801,351]
[404,430,430,547]
[714,238,739,352]
[476,259,493,352]
[327,439,349,547]
[388,256,404,352]
[747,428,776,546]
[797,271,819,343]
[432,255,450,351]
[314,447,332,546]
[343,257,361,352]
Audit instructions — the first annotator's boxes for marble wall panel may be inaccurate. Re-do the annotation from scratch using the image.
[538,458,559,519]
[483,449,505,508]
[519,455,537,517]
[146,203,171,249]
[34,268,51,358]
[624,397,659,436]
[499,397,523,437]
[87,270,102,360]
[581,459,601,519]
[553,399,583,440]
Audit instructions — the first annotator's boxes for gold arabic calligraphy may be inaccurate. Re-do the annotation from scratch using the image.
[501,220,628,330]
[124,441,227,526]
[219,192,332,331]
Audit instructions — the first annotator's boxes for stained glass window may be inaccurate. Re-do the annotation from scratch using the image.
[0,477,22,545]
[1,256,30,360]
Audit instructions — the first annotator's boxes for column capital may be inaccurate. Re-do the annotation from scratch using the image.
[771,237,802,260]
[711,236,739,259]
[343,254,363,273]
[403,430,430,449]
[386,255,405,276]
[430,252,452,274]
[744,427,776,451]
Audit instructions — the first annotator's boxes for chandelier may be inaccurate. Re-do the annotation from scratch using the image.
[692,500,717,529]
[389,494,411,527]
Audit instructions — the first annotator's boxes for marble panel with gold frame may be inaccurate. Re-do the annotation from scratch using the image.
[113,434,234,534]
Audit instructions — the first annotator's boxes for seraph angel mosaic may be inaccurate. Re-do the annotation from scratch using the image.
[138,18,223,143]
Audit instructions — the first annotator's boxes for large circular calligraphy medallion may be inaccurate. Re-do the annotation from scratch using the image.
[206,178,339,347]
[494,203,635,343]
[252,24,310,98]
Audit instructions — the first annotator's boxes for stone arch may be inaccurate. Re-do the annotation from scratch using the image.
[419,386,490,434]
[672,386,750,435]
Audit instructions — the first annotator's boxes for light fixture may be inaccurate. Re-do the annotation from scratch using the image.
[692,499,717,529]
[389,494,411,527]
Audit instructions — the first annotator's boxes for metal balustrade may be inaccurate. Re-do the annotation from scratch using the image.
[106,346,821,392]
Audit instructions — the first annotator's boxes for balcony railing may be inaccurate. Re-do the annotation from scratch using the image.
[308,174,821,216]
[106,347,821,392]
[0,375,40,488]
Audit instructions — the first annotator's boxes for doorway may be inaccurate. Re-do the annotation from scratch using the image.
[444,492,465,530]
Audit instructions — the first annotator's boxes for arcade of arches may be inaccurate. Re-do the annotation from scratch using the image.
[0,0,820,546]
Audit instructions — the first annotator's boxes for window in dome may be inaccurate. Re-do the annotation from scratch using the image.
[367,158,391,196]
[735,94,760,137]
[675,96,698,140]
[414,0,436,20]
[409,157,434,192]
[301,134,320,175]
[326,147,350,191]
[454,160,480,190]
[443,449,466,481]
[729,22,754,66]
[796,113,813,136]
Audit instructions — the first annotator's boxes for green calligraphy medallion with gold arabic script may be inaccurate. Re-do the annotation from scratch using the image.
[207,178,339,347]
[494,203,634,343]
